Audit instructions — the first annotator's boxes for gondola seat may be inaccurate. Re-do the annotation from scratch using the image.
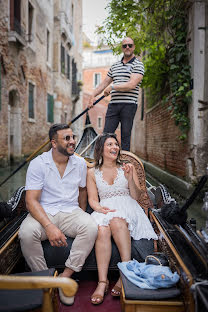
[0,268,78,312]
[120,271,185,312]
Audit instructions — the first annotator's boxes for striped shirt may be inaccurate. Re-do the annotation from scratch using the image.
[107,56,144,105]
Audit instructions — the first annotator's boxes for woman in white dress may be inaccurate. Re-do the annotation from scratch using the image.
[87,133,157,305]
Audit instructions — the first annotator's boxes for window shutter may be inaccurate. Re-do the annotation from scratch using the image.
[47,94,54,123]
[61,45,65,74]
[0,55,1,111]
[67,54,70,79]
[28,83,34,118]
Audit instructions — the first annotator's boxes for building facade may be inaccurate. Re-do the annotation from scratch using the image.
[0,0,82,166]
[132,1,208,184]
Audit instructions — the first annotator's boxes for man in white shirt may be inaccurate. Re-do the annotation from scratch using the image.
[19,124,98,305]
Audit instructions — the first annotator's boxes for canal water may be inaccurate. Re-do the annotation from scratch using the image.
[0,163,207,231]
[0,163,28,202]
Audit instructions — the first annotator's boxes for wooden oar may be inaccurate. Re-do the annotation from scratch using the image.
[0,95,105,187]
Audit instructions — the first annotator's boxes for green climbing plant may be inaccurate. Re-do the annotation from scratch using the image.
[97,0,192,140]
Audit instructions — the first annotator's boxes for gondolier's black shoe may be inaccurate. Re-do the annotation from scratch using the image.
[0,186,25,219]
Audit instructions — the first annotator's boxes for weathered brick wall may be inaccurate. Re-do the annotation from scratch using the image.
[137,102,189,179]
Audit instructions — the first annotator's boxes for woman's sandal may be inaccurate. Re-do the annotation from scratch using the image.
[111,285,121,297]
[91,280,109,305]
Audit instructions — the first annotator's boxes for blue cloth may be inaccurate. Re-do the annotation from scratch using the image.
[118,259,180,289]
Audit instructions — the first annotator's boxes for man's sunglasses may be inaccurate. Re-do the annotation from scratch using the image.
[122,44,133,48]
[63,134,76,141]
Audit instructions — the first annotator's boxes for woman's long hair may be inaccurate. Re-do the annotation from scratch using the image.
[94,133,121,168]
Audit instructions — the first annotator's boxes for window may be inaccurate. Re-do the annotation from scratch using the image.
[64,112,67,123]
[141,89,144,121]
[67,54,70,79]
[61,44,65,74]
[46,29,50,62]
[47,93,54,123]
[0,56,1,111]
[94,73,101,88]
[28,1,34,42]
[71,4,74,32]
[72,58,78,95]
[98,116,102,129]
[10,0,21,34]
[28,82,35,119]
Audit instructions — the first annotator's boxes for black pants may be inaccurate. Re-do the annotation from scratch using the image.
[103,103,137,151]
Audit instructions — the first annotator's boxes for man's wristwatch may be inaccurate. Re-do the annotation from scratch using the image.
[111,85,114,90]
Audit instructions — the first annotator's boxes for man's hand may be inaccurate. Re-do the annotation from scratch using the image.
[104,85,112,97]
[87,94,95,109]
[45,224,68,247]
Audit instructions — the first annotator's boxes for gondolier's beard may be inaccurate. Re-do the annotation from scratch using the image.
[57,144,75,156]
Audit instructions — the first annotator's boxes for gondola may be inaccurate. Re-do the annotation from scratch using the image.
[0,114,208,312]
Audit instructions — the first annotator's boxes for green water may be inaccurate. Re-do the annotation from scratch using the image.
[0,164,28,201]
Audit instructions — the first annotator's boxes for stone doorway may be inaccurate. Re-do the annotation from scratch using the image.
[8,89,22,162]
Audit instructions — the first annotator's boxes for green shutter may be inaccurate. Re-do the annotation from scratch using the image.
[0,56,1,111]
[47,94,54,123]
[67,54,70,79]
[28,83,34,118]
[61,45,65,74]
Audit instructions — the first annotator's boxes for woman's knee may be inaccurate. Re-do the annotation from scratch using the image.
[110,218,128,232]
[97,225,111,240]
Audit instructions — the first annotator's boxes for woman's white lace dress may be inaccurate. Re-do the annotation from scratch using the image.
[91,167,158,240]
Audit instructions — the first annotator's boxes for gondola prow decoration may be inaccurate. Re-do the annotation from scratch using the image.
[159,170,208,226]
[0,95,105,188]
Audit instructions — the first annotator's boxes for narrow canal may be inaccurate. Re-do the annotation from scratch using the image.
[0,163,206,231]
[0,163,28,202]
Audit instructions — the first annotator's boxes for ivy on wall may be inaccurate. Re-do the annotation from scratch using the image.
[97,0,192,140]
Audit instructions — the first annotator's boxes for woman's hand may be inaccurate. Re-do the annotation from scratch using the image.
[122,163,134,182]
[96,205,116,214]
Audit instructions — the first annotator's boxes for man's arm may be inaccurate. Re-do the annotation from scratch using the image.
[104,73,143,96]
[87,75,113,108]
[78,187,87,211]
[26,190,67,247]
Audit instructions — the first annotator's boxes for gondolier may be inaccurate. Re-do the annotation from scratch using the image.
[87,37,144,151]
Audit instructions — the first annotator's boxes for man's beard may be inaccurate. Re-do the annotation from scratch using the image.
[57,144,75,156]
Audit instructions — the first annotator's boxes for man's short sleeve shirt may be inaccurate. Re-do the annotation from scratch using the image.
[107,57,144,105]
[25,149,87,215]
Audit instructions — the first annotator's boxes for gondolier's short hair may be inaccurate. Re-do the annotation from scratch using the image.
[49,123,70,141]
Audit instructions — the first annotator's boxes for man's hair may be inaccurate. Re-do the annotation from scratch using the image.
[49,123,70,141]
